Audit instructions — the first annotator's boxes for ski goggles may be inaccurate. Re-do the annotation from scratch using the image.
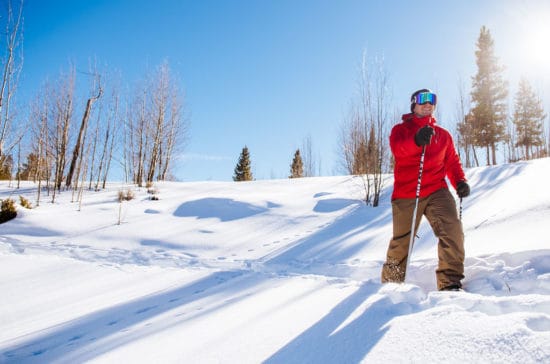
[413,92,437,106]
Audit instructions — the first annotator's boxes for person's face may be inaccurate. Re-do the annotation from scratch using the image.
[414,101,435,117]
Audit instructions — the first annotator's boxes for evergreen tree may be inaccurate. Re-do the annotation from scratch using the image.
[0,155,13,180]
[513,78,546,160]
[233,146,253,181]
[16,153,49,181]
[366,123,379,174]
[289,149,304,178]
[470,26,508,165]
[352,139,368,175]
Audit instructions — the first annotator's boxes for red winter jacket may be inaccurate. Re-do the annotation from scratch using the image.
[390,113,466,200]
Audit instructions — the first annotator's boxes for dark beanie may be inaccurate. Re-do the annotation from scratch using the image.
[410,88,432,112]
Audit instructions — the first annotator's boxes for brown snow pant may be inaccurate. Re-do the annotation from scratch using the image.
[381,188,465,290]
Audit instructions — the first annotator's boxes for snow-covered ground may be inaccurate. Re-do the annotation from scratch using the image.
[1,158,549,363]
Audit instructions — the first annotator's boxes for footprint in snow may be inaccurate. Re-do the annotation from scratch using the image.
[526,316,550,332]
[32,349,46,356]
[135,306,157,314]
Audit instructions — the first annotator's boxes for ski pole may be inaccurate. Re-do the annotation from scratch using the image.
[459,197,463,221]
[405,145,426,280]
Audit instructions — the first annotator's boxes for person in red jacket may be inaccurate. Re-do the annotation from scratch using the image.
[381,89,470,291]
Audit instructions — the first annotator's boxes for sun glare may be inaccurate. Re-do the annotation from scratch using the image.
[518,10,550,72]
[526,23,550,65]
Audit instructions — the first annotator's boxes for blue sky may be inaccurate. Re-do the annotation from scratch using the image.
[20,0,550,181]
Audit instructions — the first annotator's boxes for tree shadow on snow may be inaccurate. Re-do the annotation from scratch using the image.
[0,270,258,363]
[265,281,408,364]
[173,198,271,221]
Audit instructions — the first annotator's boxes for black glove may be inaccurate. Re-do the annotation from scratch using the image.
[414,125,434,146]
[456,181,470,198]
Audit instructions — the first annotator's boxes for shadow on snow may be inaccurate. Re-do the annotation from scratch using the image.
[265,281,413,364]
[1,270,253,363]
[173,198,272,222]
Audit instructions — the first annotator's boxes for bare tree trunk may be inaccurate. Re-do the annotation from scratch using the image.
[301,135,316,177]
[455,77,472,167]
[102,123,117,189]
[94,124,107,190]
[159,86,186,180]
[132,92,148,187]
[77,141,91,211]
[16,139,20,188]
[89,121,100,190]
[99,88,120,188]
[124,110,133,184]
[36,125,43,206]
[0,0,23,160]
[66,77,102,188]
[147,113,163,183]
[49,69,76,200]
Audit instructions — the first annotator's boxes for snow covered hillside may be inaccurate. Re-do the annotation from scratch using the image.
[1,158,549,363]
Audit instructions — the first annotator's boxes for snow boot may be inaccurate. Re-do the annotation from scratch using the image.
[439,284,462,292]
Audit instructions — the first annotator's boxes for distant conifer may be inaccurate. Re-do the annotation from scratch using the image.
[469,26,508,165]
[233,146,253,181]
[289,149,304,178]
[0,155,13,180]
[513,78,546,160]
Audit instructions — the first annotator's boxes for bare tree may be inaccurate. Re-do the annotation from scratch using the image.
[301,135,317,177]
[0,0,23,161]
[148,61,187,182]
[94,85,120,190]
[27,82,54,205]
[50,68,76,198]
[126,60,188,186]
[128,85,149,186]
[339,51,391,206]
[87,116,99,190]
[158,82,188,181]
[66,70,102,188]
[90,82,120,190]
[455,77,478,168]
[339,106,363,175]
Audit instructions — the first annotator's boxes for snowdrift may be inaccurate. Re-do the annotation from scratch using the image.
[1,158,549,363]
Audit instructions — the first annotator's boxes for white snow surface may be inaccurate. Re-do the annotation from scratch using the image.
[1,158,549,363]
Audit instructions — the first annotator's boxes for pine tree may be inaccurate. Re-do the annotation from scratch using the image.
[352,139,368,175]
[233,146,253,181]
[470,26,508,165]
[513,78,546,160]
[0,155,13,180]
[289,149,304,178]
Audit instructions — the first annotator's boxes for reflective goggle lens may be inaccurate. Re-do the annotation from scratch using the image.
[414,92,437,105]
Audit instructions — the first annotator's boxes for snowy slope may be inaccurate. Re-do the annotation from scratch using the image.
[1,158,549,363]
